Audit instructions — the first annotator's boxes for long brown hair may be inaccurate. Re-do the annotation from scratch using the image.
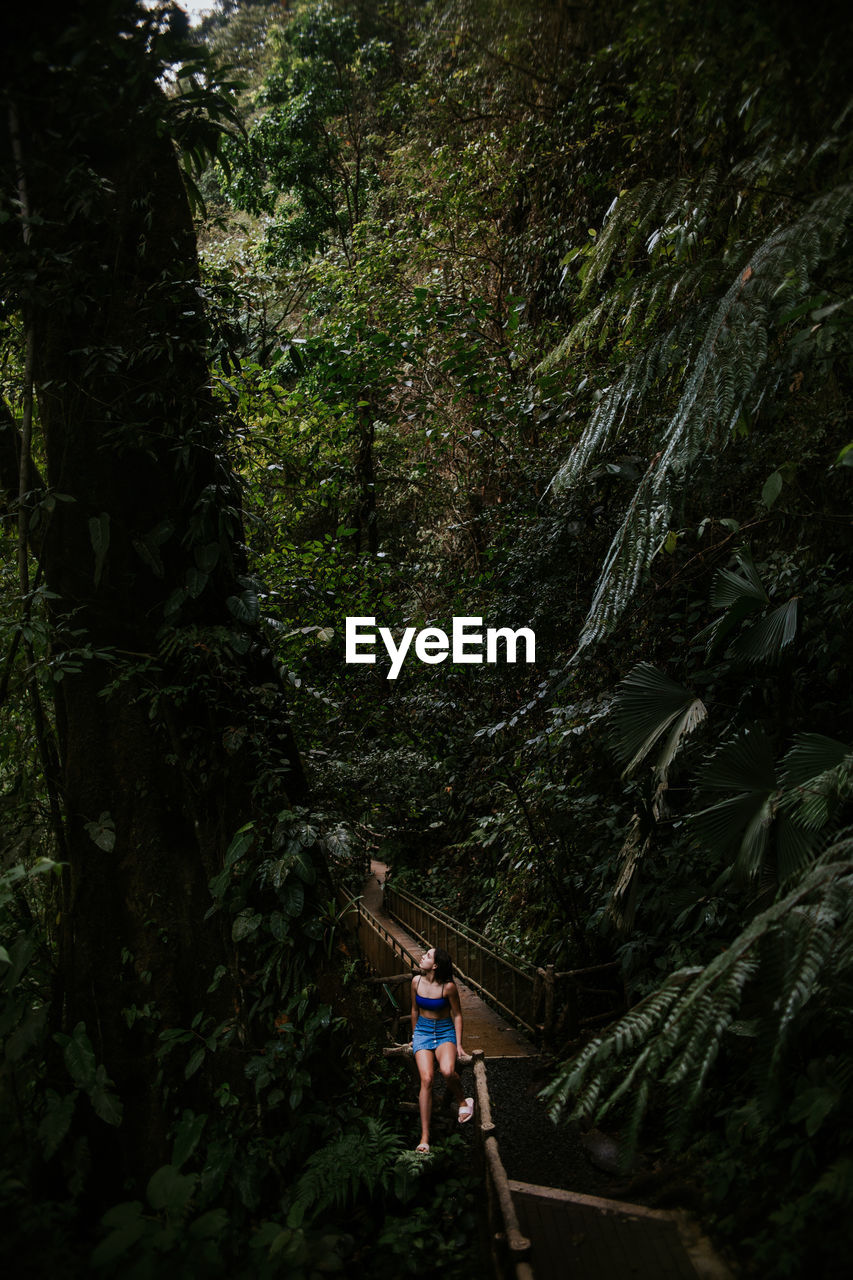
[433,947,454,985]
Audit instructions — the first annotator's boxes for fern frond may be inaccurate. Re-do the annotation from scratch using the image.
[580,173,718,302]
[543,842,853,1155]
[677,956,758,1118]
[552,181,852,653]
[286,1117,403,1227]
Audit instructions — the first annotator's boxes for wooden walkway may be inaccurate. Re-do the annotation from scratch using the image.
[509,1182,730,1280]
[363,861,534,1057]
[356,864,733,1280]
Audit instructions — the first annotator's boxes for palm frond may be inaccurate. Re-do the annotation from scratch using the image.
[698,725,777,793]
[691,727,778,880]
[775,812,820,884]
[710,551,768,609]
[550,182,852,653]
[609,663,707,781]
[728,598,799,666]
[779,734,853,831]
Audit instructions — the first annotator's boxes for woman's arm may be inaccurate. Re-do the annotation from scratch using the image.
[446,982,468,1060]
[409,976,418,1040]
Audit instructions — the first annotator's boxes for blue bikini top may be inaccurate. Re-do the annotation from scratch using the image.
[415,977,451,1013]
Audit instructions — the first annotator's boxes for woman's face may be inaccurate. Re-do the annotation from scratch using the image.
[420,947,436,973]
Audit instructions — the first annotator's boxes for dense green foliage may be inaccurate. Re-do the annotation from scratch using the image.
[2,0,851,1274]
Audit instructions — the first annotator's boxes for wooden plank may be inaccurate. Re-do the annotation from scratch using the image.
[357,873,536,1057]
[508,1181,733,1280]
[512,1190,693,1280]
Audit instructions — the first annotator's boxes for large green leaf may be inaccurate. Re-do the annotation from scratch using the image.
[37,1088,77,1159]
[231,910,262,942]
[91,1202,146,1268]
[91,1065,124,1127]
[693,790,772,864]
[692,728,779,877]
[697,726,776,793]
[697,550,769,658]
[692,728,831,882]
[783,734,850,784]
[734,795,775,882]
[282,881,305,918]
[728,598,799,666]
[780,734,853,830]
[709,550,768,610]
[171,1111,207,1170]
[226,589,259,625]
[775,812,819,884]
[85,810,116,853]
[146,1164,198,1216]
[59,1022,97,1091]
[610,663,707,779]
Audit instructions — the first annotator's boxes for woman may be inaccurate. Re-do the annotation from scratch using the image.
[410,945,474,1153]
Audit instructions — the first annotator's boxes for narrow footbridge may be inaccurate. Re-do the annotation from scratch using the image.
[339,862,733,1280]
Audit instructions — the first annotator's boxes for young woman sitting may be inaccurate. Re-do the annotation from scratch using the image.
[410,946,474,1153]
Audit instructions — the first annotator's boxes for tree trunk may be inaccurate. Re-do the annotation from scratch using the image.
[2,2,309,1186]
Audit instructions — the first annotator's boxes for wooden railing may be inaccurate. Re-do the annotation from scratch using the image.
[338,886,416,990]
[384,883,539,1034]
[346,878,727,1280]
[472,1049,534,1280]
[384,882,625,1042]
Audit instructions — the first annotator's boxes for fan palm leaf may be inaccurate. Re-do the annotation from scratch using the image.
[609,663,707,782]
[691,727,779,880]
[780,734,853,831]
[728,598,799,666]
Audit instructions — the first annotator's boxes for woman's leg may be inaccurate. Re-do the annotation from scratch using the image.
[434,1041,465,1106]
[415,1049,435,1148]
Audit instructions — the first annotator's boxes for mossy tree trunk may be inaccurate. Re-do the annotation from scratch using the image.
[2,1,308,1183]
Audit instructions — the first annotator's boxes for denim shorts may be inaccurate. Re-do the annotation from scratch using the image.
[412,1016,457,1055]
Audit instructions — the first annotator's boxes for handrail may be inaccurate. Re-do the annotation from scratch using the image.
[386,884,536,973]
[350,907,535,1277]
[344,878,625,1044]
[337,886,418,996]
[385,883,538,1034]
[347,882,722,1280]
[472,1050,534,1280]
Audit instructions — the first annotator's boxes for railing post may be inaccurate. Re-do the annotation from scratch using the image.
[543,964,556,1043]
[532,969,543,1025]
[566,974,580,1040]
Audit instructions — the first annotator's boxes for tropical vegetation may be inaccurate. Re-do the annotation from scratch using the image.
[1,0,850,1274]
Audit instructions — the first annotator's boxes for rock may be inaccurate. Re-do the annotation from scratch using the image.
[579,1127,631,1175]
